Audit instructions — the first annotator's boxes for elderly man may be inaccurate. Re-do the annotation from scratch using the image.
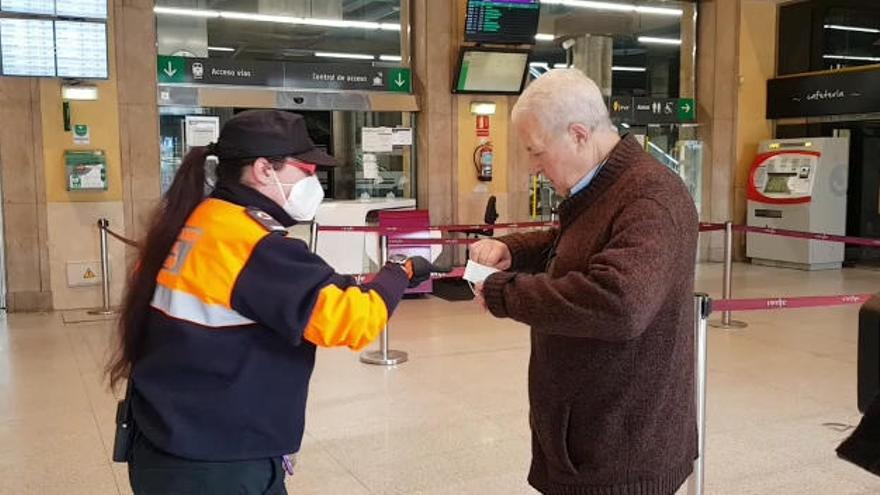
[471,69,699,495]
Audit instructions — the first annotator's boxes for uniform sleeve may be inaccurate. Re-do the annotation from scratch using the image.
[482,198,697,341]
[230,234,409,350]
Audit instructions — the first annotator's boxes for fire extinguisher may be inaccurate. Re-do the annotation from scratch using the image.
[474,140,493,181]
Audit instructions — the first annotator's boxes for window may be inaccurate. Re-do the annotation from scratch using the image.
[822,7,880,70]
[155,0,404,64]
[528,0,693,98]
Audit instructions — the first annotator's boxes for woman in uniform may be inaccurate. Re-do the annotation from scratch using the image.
[107,110,437,494]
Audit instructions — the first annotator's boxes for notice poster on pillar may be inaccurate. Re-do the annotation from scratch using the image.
[185,116,220,148]
[391,127,413,146]
[362,127,393,153]
[362,153,379,180]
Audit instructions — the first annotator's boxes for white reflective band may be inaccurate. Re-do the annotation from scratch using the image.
[151,285,255,327]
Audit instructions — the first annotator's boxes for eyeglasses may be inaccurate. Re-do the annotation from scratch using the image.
[286,159,317,175]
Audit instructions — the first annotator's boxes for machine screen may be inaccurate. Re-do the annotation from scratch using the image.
[764,174,793,194]
[753,153,819,199]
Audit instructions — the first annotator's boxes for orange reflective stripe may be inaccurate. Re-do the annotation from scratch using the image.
[303,285,389,351]
[156,199,269,308]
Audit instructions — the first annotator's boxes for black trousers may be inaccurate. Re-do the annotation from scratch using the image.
[838,392,880,477]
[128,435,288,495]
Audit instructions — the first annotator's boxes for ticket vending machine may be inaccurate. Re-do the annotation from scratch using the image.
[746,138,849,270]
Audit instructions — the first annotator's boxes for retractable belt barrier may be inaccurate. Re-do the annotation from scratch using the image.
[88,219,140,316]
[320,221,880,248]
[105,227,141,248]
[697,222,880,248]
[713,293,872,312]
[83,217,874,495]
[388,238,477,247]
[316,220,557,234]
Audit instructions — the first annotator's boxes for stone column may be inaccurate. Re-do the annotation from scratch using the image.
[697,0,742,261]
[332,111,357,200]
[680,2,697,99]
[116,0,161,258]
[411,0,457,226]
[0,80,52,311]
[571,35,613,98]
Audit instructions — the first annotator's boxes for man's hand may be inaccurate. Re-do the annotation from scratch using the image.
[469,239,512,271]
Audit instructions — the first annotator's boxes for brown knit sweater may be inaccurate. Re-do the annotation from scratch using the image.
[483,135,699,495]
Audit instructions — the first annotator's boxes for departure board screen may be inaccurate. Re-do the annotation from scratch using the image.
[1,0,108,18]
[0,0,109,78]
[0,0,54,15]
[465,0,540,45]
[454,48,529,94]
[55,20,106,78]
[56,0,107,20]
[0,18,55,76]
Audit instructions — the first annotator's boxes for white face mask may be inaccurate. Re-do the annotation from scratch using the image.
[272,171,324,221]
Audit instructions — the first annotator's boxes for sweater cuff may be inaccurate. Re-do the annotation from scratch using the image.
[482,271,516,318]
[498,234,532,271]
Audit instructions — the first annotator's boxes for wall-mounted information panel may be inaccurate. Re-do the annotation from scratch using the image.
[0,17,54,76]
[453,48,529,94]
[55,0,107,20]
[54,20,106,78]
[0,0,108,79]
[1,0,106,19]
[464,0,540,45]
[65,149,107,191]
[0,0,55,16]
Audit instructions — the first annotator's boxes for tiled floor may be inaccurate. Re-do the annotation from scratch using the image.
[1,262,880,494]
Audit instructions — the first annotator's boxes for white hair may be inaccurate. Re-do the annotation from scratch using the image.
[512,69,616,135]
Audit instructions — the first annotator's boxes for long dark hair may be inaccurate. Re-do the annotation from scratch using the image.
[106,147,288,390]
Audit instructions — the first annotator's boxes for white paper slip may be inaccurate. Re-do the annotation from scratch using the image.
[362,127,393,153]
[362,153,379,179]
[463,260,500,284]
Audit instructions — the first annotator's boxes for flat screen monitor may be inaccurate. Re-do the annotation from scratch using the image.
[0,0,54,15]
[454,48,529,94]
[56,0,108,20]
[0,18,55,76]
[465,0,540,45]
[55,20,107,79]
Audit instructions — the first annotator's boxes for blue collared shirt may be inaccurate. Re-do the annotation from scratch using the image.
[569,160,606,197]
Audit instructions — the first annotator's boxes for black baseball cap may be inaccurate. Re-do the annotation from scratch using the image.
[213,110,338,166]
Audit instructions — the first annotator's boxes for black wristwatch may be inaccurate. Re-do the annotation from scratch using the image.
[387,254,407,266]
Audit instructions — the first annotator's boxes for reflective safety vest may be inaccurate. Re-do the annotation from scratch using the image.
[131,197,409,461]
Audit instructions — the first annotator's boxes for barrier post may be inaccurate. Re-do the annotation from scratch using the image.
[688,293,711,495]
[309,222,319,254]
[88,218,115,316]
[359,234,408,366]
[710,221,747,329]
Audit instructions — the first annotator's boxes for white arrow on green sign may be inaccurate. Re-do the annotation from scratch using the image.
[158,56,187,83]
[388,68,411,93]
[677,98,696,121]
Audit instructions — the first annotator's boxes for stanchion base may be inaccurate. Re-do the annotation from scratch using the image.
[87,309,116,316]
[709,319,748,330]
[359,350,408,366]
